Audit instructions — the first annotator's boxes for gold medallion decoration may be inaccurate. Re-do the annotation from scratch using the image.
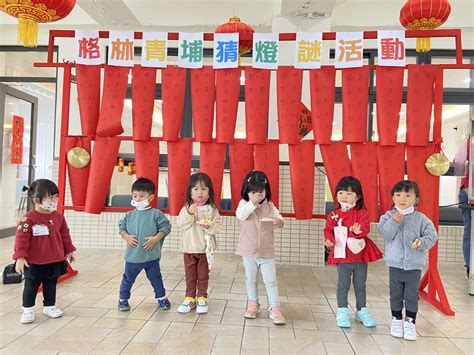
[425,152,449,176]
[67,147,90,169]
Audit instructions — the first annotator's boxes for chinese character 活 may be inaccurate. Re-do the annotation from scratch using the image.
[181,39,203,62]
[297,40,321,63]
[380,38,405,61]
[78,37,100,59]
[111,38,134,61]
[215,40,238,63]
[255,41,278,63]
[145,40,166,61]
[337,39,362,62]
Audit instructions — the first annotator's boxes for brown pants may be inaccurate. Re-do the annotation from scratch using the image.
[184,253,209,298]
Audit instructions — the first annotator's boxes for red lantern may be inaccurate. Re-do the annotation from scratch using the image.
[399,0,451,52]
[0,0,76,47]
[215,17,254,56]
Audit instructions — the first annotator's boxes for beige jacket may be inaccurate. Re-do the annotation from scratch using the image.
[178,205,221,253]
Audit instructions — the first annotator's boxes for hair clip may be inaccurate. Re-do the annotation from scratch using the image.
[247,177,252,182]
[264,179,267,183]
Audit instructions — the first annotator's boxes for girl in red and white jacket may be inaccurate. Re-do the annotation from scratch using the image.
[324,176,382,329]
[13,179,76,324]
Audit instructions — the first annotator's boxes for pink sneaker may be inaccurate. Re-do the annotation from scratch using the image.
[269,306,286,325]
[244,301,260,319]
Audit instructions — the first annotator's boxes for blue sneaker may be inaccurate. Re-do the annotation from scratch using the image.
[336,307,351,328]
[118,299,130,312]
[356,307,377,327]
[158,297,171,311]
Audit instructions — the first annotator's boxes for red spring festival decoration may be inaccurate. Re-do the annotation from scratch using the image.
[215,17,254,58]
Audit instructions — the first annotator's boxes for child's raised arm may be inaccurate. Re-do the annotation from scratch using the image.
[178,206,196,231]
[418,217,439,250]
[377,212,400,241]
[236,200,257,221]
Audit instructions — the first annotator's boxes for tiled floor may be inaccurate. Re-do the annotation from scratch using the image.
[0,236,473,354]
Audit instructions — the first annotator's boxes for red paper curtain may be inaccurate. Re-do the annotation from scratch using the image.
[84,137,121,214]
[10,115,24,164]
[75,64,101,136]
[199,141,226,208]
[350,143,379,222]
[96,65,128,137]
[376,66,404,146]
[134,140,160,208]
[190,66,215,142]
[320,141,352,199]
[289,141,315,219]
[378,144,405,215]
[245,67,271,144]
[132,66,157,141]
[229,139,254,210]
[342,67,370,143]
[162,66,187,141]
[167,138,192,216]
[406,65,439,146]
[277,67,303,144]
[216,68,241,143]
[65,136,91,209]
[254,141,280,208]
[310,67,336,144]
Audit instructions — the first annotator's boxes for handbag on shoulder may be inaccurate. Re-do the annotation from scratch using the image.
[2,262,22,284]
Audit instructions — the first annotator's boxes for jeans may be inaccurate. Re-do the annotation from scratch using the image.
[242,256,280,308]
[119,259,165,300]
[459,188,471,268]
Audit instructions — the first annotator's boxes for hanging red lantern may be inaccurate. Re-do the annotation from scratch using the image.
[399,0,451,52]
[215,17,254,57]
[0,0,76,47]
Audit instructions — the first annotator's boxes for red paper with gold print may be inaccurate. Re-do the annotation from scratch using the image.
[310,67,336,144]
[134,140,160,208]
[96,65,128,137]
[245,67,270,145]
[342,67,370,143]
[289,141,315,219]
[76,64,101,136]
[191,66,215,142]
[378,144,405,215]
[162,66,186,141]
[132,66,157,141]
[277,67,303,144]
[350,142,379,222]
[11,115,24,164]
[376,66,404,146]
[65,136,91,209]
[167,138,192,216]
[216,68,241,143]
[229,140,254,210]
[200,141,226,208]
[406,65,438,147]
[320,142,352,200]
[254,141,280,208]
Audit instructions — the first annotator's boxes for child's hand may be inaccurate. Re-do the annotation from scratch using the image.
[67,252,76,263]
[123,234,138,248]
[15,257,29,274]
[324,239,334,248]
[411,239,422,249]
[187,204,197,215]
[392,212,404,223]
[350,223,362,235]
[249,192,260,205]
[274,219,284,228]
[143,236,158,251]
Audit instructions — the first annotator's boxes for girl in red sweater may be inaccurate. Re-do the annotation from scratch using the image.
[13,179,76,324]
[324,176,382,329]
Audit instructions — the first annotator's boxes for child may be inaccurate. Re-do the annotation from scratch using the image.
[13,179,76,324]
[236,171,286,325]
[177,173,221,314]
[118,178,171,311]
[378,180,438,341]
[324,176,382,329]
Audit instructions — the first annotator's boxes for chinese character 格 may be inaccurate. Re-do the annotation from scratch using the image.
[78,37,100,60]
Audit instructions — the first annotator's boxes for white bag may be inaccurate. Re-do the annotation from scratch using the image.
[347,237,366,254]
[334,219,347,259]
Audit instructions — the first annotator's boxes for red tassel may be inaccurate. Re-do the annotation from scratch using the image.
[378,144,405,215]
[229,140,254,210]
[320,142,352,199]
[162,66,186,141]
[167,138,192,215]
[132,66,157,141]
[191,66,215,142]
[216,68,241,143]
[289,141,315,219]
[65,136,91,209]
[134,140,160,208]
[254,141,280,208]
[199,141,226,208]
[277,67,303,144]
[75,64,100,136]
[310,67,336,144]
[245,67,271,144]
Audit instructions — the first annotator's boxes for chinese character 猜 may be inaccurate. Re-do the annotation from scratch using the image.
[111,38,134,61]
[255,41,278,63]
[297,40,321,63]
[337,39,362,62]
[78,37,100,59]
[380,38,405,61]
[215,40,238,63]
[181,39,203,62]
[145,40,166,61]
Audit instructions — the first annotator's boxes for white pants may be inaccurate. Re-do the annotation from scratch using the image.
[242,256,280,309]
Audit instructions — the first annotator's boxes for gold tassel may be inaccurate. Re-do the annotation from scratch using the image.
[416,37,431,53]
[18,15,38,48]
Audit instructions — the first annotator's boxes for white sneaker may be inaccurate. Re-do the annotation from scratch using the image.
[43,306,63,318]
[196,297,208,314]
[403,318,417,341]
[390,318,404,338]
[20,306,35,324]
[177,297,196,314]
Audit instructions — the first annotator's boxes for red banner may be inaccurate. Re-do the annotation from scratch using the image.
[277,67,303,144]
[216,68,241,143]
[191,66,215,142]
[134,140,160,208]
[245,67,270,145]
[167,138,192,215]
[378,144,405,215]
[199,141,226,208]
[162,66,186,141]
[320,141,352,200]
[65,136,91,209]
[289,141,315,219]
[310,67,336,144]
[75,64,101,136]
[11,115,24,164]
[254,141,280,208]
[132,66,157,141]
[229,139,254,210]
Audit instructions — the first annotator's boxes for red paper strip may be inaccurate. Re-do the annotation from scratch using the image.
[320,141,352,200]
[134,140,160,208]
[10,115,24,164]
[254,141,280,208]
[378,144,405,215]
[191,66,215,142]
[216,68,241,143]
[277,66,303,144]
[229,139,254,210]
[75,64,101,136]
[162,66,186,141]
[310,67,336,144]
[289,141,315,219]
[132,66,157,141]
[167,138,192,215]
[65,136,91,209]
[199,141,226,208]
[245,67,270,144]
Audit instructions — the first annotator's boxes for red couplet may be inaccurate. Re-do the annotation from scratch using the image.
[289,141,315,219]
[342,67,370,143]
[162,66,186,141]
[319,141,352,200]
[132,66,157,141]
[376,66,404,146]
[254,141,280,208]
[65,136,91,209]
[377,144,405,215]
[276,67,303,144]
[310,66,336,145]
[199,141,226,208]
[245,67,271,145]
[229,139,254,210]
[75,64,101,136]
[96,65,128,137]
[216,68,241,143]
[134,140,160,208]
[167,138,192,215]
[84,137,121,214]
[190,66,215,142]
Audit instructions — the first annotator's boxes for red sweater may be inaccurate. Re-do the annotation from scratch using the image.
[13,210,76,265]
[324,208,382,265]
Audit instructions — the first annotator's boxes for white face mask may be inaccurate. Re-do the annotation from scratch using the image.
[340,201,356,212]
[41,200,57,212]
[131,199,150,211]
[395,205,415,215]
